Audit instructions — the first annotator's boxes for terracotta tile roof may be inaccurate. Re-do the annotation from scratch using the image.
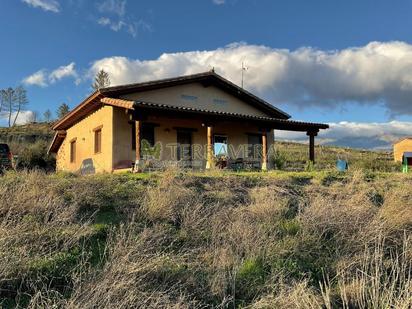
[101,97,134,109]
[133,100,329,131]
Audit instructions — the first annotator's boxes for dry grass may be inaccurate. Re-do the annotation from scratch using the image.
[0,169,411,308]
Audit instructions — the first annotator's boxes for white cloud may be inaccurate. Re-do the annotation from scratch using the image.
[98,17,126,32]
[23,63,79,87]
[22,70,47,87]
[49,62,78,83]
[22,0,60,12]
[276,121,412,149]
[96,0,150,37]
[89,41,412,116]
[97,17,150,37]
[98,17,111,26]
[97,0,126,16]
[213,0,226,4]
[0,111,36,126]
[14,111,36,125]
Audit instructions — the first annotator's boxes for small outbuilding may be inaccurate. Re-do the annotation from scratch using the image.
[393,137,412,162]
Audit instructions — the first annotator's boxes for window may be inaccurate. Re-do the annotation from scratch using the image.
[131,123,155,152]
[94,128,102,154]
[177,130,192,161]
[247,134,262,159]
[214,135,228,157]
[142,125,155,146]
[70,139,76,163]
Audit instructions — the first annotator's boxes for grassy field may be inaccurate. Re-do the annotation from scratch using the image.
[273,141,398,172]
[0,169,410,308]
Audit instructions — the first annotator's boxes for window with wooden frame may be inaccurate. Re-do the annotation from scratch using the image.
[70,139,76,163]
[94,126,102,154]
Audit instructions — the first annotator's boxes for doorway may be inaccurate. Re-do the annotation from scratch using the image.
[177,130,192,162]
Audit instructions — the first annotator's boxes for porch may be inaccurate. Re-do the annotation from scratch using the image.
[104,98,329,172]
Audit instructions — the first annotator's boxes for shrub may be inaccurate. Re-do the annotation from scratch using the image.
[15,140,55,171]
[270,149,287,170]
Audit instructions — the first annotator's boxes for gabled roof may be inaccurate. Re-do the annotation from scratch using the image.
[100,71,291,119]
[53,71,290,131]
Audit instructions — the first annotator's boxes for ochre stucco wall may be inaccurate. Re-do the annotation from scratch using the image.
[112,107,274,170]
[56,106,114,173]
[393,139,412,162]
[120,83,270,117]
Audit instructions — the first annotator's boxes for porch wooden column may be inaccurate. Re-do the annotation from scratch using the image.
[307,130,318,164]
[261,130,268,171]
[206,125,214,170]
[134,120,141,172]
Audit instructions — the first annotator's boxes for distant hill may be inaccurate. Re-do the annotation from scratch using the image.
[0,122,54,145]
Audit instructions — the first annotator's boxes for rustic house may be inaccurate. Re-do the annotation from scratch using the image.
[48,71,328,173]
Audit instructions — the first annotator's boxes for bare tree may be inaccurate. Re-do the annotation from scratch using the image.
[0,89,7,123]
[57,103,70,119]
[0,89,5,115]
[43,109,52,123]
[1,88,15,127]
[92,69,111,90]
[12,86,28,127]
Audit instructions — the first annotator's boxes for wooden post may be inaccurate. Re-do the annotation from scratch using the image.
[261,130,268,171]
[206,125,213,169]
[307,130,318,164]
[134,120,141,172]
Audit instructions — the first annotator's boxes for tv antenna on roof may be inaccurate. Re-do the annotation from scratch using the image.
[241,61,248,88]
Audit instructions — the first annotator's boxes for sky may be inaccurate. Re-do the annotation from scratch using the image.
[2,0,412,148]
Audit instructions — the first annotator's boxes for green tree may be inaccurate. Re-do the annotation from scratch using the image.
[43,109,52,122]
[92,69,111,90]
[57,103,70,119]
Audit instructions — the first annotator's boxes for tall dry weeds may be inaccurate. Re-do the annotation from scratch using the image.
[0,169,411,308]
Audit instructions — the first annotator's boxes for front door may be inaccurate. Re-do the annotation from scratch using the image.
[177,131,192,162]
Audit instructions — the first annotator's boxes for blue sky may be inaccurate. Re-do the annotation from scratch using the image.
[2,0,412,148]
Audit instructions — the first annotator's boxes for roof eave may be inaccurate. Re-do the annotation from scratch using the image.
[52,91,103,131]
[132,100,328,132]
[48,130,67,154]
